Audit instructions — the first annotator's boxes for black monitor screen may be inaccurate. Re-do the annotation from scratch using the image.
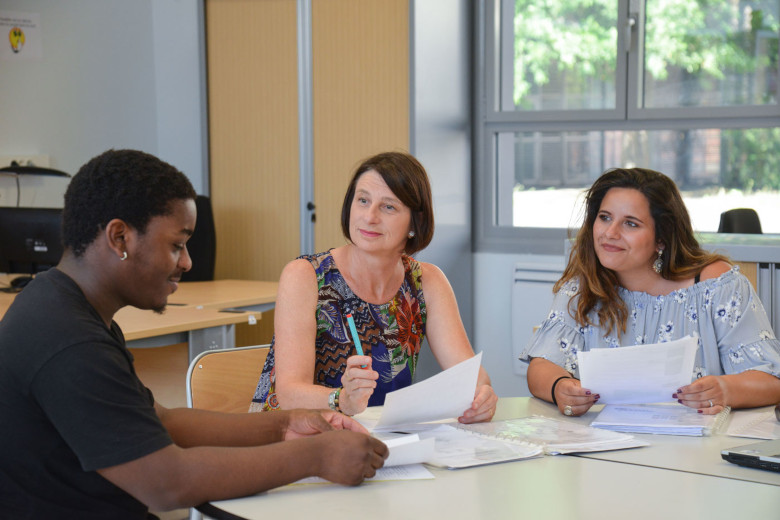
[0,207,64,276]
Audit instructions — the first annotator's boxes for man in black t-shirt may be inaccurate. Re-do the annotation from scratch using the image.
[0,149,387,519]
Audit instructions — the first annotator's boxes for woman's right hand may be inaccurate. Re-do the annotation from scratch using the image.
[555,378,599,417]
[338,355,379,416]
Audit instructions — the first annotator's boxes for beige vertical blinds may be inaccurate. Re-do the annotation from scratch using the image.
[311,0,410,252]
[206,0,410,344]
[207,0,300,283]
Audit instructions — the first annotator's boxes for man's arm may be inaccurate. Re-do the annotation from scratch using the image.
[97,428,387,511]
[156,403,286,448]
[155,403,370,448]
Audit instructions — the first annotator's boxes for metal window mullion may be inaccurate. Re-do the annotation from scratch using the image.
[297,0,315,255]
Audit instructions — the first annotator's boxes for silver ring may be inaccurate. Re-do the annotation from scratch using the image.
[709,399,713,408]
[563,405,573,416]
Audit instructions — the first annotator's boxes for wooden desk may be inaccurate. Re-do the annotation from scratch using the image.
[115,305,260,360]
[201,398,780,520]
[168,279,278,312]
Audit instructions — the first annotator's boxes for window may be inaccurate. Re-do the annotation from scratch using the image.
[475,0,780,254]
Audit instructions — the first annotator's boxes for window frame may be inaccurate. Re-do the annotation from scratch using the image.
[474,0,780,255]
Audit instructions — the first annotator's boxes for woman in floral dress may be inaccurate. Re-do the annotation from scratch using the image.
[251,152,497,422]
[522,167,780,417]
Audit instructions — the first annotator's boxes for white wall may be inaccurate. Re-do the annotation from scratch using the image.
[410,1,562,398]
[474,252,567,397]
[0,0,207,193]
[411,0,474,380]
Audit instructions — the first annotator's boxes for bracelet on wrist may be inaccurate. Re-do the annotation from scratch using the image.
[328,387,342,412]
[550,375,572,406]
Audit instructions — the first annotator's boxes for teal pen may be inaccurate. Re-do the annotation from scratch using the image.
[345,314,367,368]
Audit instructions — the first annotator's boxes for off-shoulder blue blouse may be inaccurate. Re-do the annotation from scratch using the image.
[521,267,780,381]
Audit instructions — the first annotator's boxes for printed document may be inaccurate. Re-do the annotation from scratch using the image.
[577,336,697,404]
[370,352,482,430]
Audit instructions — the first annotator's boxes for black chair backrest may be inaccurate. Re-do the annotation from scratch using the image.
[717,208,762,234]
[181,195,216,281]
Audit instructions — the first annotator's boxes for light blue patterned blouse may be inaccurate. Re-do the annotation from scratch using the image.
[521,267,780,381]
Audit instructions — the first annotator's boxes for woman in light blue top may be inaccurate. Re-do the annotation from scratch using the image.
[522,167,780,417]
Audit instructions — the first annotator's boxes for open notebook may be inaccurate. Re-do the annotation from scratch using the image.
[429,415,647,468]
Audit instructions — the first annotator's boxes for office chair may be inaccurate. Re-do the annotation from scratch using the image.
[185,344,270,520]
[717,208,762,234]
[181,195,217,281]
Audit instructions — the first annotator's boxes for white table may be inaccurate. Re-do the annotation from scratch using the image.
[513,397,780,486]
[200,398,780,519]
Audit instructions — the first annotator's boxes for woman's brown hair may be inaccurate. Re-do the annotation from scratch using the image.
[556,167,730,336]
[340,151,434,255]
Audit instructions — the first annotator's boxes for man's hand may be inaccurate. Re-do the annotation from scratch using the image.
[282,409,370,440]
[312,430,388,486]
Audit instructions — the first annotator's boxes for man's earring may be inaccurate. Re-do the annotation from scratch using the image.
[120,251,128,261]
[652,249,663,274]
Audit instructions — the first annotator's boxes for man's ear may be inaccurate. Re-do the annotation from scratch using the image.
[104,219,132,261]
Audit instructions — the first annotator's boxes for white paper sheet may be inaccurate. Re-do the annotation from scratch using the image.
[577,336,697,404]
[420,424,543,469]
[382,435,436,466]
[291,435,437,484]
[292,463,434,484]
[372,353,482,430]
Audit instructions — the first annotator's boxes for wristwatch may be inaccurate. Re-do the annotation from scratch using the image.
[328,387,342,412]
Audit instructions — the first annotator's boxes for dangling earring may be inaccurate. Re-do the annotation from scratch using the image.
[407,230,415,239]
[652,249,663,274]
[120,251,128,261]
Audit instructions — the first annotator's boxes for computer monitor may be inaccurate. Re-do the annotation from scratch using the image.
[0,207,64,289]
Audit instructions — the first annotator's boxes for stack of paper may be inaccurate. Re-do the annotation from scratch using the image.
[591,404,731,436]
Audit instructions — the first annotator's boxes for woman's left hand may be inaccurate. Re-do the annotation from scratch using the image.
[458,384,498,423]
[674,375,729,415]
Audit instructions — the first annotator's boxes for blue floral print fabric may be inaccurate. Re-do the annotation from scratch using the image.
[521,267,780,381]
[251,250,426,411]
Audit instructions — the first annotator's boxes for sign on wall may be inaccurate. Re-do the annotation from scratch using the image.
[0,11,42,61]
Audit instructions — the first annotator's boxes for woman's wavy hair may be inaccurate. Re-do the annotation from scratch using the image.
[555,167,730,336]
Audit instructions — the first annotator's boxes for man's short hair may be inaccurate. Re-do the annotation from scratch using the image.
[63,149,196,256]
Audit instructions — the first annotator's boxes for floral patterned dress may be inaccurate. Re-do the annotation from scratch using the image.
[251,250,426,411]
[521,266,780,381]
